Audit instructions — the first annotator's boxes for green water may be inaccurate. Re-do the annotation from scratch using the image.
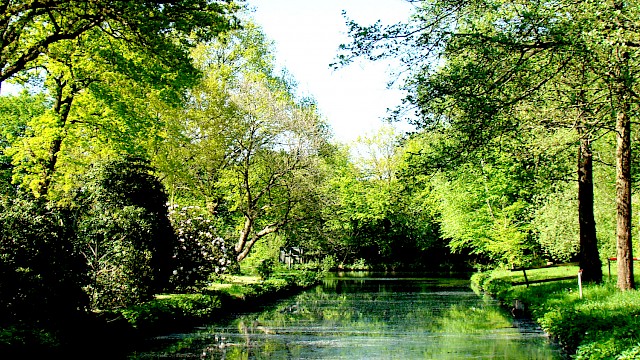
[129,273,565,359]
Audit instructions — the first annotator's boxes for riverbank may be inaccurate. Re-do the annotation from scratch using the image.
[471,264,640,359]
[0,268,322,359]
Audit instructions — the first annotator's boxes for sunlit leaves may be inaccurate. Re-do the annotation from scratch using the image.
[0,0,242,83]
[156,24,330,262]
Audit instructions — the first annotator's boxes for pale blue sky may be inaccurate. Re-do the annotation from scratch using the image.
[246,0,415,143]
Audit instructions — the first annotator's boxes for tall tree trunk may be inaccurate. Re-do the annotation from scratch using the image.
[577,132,602,283]
[38,78,75,197]
[616,103,634,290]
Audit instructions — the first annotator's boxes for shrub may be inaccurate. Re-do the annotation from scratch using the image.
[470,272,489,294]
[167,205,235,291]
[470,270,511,297]
[618,344,640,360]
[75,156,174,310]
[482,277,511,297]
[479,268,640,358]
[0,195,87,327]
[256,258,276,280]
[346,258,368,270]
[320,255,337,273]
[118,294,222,333]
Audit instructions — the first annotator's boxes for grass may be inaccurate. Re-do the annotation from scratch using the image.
[206,274,262,298]
[126,269,321,330]
[472,262,640,359]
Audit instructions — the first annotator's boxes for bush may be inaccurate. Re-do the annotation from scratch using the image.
[167,205,235,291]
[470,270,511,297]
[0,195,88,327]
[320,255,337,273]
[477,268,640,358]
[256,258,276,280]
[618,344,640,360]
[344,258,368,270]
[118,294,222,333]
[470,272,489,294]
[75,156,174,310]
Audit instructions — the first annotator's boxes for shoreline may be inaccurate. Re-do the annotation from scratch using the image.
[1,272,322,359]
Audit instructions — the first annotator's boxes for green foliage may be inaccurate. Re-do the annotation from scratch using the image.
[0,194,87,326]
[290,268,323,288]
[431,154,540,267]
[320,255,338,273]
[167,205,235,291]
[469,272,489,294]
[532,133,619,265]
[1,0,242,199]
[347,258,369,270]
[1,0,241,82]
[335,0,640,284]
[0,266,321,353]
[75,156,174,310]
[476,267,640,358]
[0,325,58,353]
[319,130,445,270]
[118,294,222,332]
[532,185,580,263]
[618,344,640,360]
[156,24,331,263]
[0,91,49,195]
[470,270,511,297]
[256,258,276,280]
[250,278,290,296]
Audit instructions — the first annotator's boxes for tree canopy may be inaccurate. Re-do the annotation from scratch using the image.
[0,0,242,85]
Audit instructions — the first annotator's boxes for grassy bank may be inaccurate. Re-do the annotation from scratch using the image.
[471,263,640,359]
[1,268,322,358]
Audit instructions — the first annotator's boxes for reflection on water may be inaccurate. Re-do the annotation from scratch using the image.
[130,272,564,359]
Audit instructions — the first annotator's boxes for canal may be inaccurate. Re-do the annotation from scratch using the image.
[129,272,565,359]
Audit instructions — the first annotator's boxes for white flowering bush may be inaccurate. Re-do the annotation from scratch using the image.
[167,205,235,290]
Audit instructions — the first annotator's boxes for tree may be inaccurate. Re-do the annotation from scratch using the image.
[0,0,241,85]
[4,1,241,198]
[408,126,570,268]
[221,76,328,262]
[600,0,640,290]
[0,195,88,327]
[156,24,331,263]
[318,126,444,269]
[336,0,640,286]
[2,1,243,200]
[0,91,48,194]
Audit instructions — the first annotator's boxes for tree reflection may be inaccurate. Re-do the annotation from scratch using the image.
[131,276,562,359]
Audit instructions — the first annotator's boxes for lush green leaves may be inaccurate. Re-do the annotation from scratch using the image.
[0,0,242,83]
[0,195,87,326]
[74,157,174,309]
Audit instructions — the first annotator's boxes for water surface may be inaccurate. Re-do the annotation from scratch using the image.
[130,272,564,359]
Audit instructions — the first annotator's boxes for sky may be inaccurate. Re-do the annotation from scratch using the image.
[245,0,415,143]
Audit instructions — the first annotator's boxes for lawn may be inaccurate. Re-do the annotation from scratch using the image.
[472,262,640,359]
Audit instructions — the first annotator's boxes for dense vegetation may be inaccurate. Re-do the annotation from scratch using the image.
[2,0,640,357]
[472,264,640,359]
